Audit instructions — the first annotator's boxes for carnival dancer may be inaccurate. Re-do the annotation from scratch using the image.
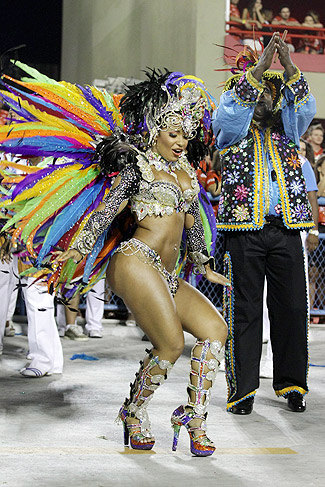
[213,33,316,414]
[0,65,229,455]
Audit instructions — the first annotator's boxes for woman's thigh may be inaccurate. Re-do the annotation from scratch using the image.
[174,279,227,343]
[107,253,184,357]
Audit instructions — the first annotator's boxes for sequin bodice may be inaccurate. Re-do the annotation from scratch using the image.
[71,152,206,262]
[132,150,199,220]
[131,180,198,220]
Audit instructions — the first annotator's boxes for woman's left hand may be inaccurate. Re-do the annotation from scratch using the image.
[205,265,232,288]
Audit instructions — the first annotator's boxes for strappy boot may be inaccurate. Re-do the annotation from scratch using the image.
[171,339,224,456]
[117,348,173,450]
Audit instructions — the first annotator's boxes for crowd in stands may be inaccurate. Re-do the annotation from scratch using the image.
[229,1,324,53]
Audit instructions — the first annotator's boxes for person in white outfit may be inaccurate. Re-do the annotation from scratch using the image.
[0,154,64,376]
[56,279,105,340]
[0,255,19,355]
[85,279,105,337]
[19,277,63,377]
[5,282,18,336]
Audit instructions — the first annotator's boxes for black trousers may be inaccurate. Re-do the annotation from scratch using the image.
[223,224,309,408]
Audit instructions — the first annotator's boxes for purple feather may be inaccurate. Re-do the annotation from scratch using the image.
[11,164,61,200]
[77,85,117,132]
[1,80,104,136]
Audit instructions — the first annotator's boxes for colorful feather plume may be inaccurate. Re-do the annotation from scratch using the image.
[0,62,217,297]
[0,60,123,161]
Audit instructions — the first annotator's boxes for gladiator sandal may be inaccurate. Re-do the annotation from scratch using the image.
[117,348,173,450]
[171,339,224,456]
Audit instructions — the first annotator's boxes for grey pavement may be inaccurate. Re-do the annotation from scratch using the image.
[0,321,325,487]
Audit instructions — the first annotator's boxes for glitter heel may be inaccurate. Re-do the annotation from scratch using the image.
[171,424,181,451]
[171,405,215,457]
[118,406,155,450]
[170,339,225,457]
[116,348,173,451]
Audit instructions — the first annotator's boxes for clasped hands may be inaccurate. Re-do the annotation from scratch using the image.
[252,32,296,81]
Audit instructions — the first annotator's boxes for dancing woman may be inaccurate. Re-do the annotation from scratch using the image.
[0,67,228,456]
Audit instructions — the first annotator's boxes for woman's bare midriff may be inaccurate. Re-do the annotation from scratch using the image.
[133,211,185,272]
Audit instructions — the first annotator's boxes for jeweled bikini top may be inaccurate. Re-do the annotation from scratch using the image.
[131,149,199,220]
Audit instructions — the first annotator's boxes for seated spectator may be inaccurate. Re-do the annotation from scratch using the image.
[242,0,265,50]
[316,155,325,246]
[299,138,316,169]
[261,8,274,47]
[308,10,323,25]
[230,0,243,26]
[316,154,325,199]
[196,149,220,198]
[272,4,300,52]
[307,123,324,162]
[296,12,323,54]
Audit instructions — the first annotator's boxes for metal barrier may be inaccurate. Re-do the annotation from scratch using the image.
[104,203,325,316]
[308,232,325,316]
[104,233,324,317]
[13,200,325,317]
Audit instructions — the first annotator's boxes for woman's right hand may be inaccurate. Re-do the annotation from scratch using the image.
[53,248,83,264]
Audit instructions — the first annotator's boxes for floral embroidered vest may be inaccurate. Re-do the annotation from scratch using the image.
[217,125,314,231]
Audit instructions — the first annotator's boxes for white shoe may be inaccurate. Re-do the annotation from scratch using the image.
[125,320,137,327]
[64,324,89,341]
[58,327,66,338]
[26,352,32,360]
[20,367,51,378]
[260,361,273,379]
[88,329,103,338]
[5,322,16,337]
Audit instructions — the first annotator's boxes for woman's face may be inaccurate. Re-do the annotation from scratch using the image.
[318,160,325,177]
[304,15,314,26]
[253,0,262,9]
[299,140,306,157]
[155,129,188,162]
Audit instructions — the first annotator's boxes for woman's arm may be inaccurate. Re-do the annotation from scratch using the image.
[254,3,265,26]
[57,166,139,262]
[185,197,211,274]
[185,197,230,286]
[242,8,249,20]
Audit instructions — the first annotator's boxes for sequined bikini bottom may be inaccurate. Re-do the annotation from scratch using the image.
[115,238,179,297]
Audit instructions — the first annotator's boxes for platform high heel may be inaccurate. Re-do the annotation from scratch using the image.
[118,405,155,450]
[116,348,173,450]
[171,405,215,456]
[171,339,224,457]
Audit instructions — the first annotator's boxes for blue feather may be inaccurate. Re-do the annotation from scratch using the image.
[36,181,104,264]
[0,136,93,159]
[82,229,108,283]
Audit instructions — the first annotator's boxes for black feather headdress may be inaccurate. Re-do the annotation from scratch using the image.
[119,68,174,135]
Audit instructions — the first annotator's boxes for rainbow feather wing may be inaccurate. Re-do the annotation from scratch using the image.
[36,179,105,264]
[0,61,124,160]
[1,158,121,296]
